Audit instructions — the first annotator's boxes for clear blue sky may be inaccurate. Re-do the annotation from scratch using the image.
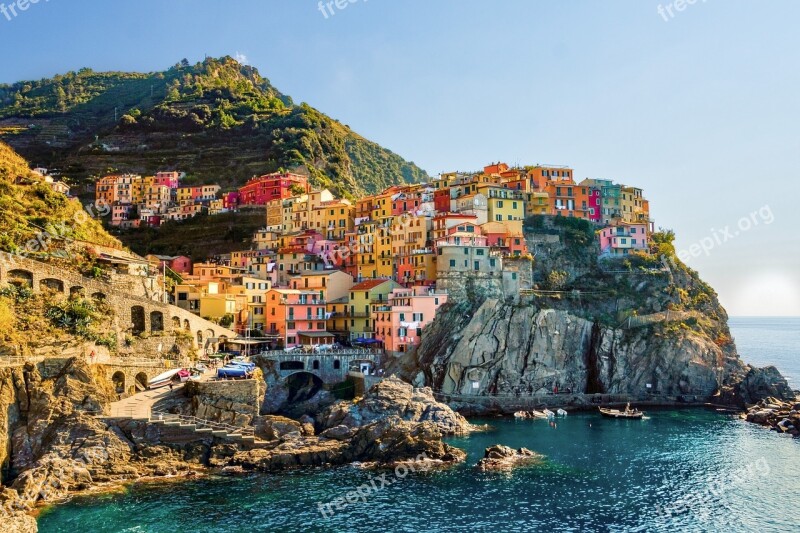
[1,0,798,316]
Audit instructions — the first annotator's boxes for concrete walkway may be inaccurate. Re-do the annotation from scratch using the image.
[108,385,185,418]
[106,367,215,418]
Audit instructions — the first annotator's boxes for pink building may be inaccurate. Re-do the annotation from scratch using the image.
[373,286,448,354]
[111,204,134,227]
[147,255,192,274]
[154,171,180,189]
[588,187,602,223]
[223,191,241,210]
[480,222,528,256]
[598,222,649,256]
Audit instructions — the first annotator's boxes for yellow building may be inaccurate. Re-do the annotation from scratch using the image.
[525,191,550,216]
[375,223,395,278]
[346,279,400,340]
[620,186,648,223]
[316,201,355,240]
[326,296,350,338]
[478,184,526,223]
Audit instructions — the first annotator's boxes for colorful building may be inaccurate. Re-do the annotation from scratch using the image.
[598,222,650,256]
[238,172,309,206]
[373,286,449,354]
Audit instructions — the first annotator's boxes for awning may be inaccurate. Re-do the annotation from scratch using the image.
[298,331,335,338]
[223,339,269,346]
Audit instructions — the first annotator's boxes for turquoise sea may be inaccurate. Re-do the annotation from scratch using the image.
[37,318,800,533]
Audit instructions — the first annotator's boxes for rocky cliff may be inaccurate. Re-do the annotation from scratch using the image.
[394,218,794,411]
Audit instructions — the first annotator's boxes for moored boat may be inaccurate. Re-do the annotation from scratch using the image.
[556,409,568,417]
[599,403,644,419]
[148,368,184,389]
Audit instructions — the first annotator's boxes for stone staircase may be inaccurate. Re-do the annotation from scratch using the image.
[149,411,258,444]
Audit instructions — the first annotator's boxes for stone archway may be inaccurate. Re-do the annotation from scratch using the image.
[285,371,324,403]
[70,286,85,298]
[134,372,149,392]
[150,311,164,333]
[172,316,181,330]
[131,306,146,335]
[40,278,64,292]
[7,269,33,288]
[91,292,106,302]
[183,319,190,331]
[196,330,203,345]
[111,371,126,395]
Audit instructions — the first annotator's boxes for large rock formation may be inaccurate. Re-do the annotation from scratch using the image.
[318,376,474,434]
[392,221,794,411]
[411,303,732,398]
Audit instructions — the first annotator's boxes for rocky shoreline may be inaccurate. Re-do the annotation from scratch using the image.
[0,356,794,532]
[0,365,473,532]
[743,396,800,437]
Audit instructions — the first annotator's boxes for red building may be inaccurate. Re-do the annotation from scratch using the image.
[434,189,451,213]
[238,173,309,206]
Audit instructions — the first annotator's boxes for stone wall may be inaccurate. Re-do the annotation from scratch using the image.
[436,271,511,304]
[185,379,266,427]
[0,254,237,353]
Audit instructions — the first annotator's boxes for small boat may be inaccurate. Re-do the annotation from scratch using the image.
[543,409,555,419]
[513,410,548,420]
[217,366,252,379]
[149,368,187,389]
[556,409,568,417]
[599,403,644,419]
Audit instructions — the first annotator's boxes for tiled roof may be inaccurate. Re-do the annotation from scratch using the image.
[351,279,392,291]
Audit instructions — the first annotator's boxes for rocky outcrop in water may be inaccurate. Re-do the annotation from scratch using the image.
[475,445,542,472]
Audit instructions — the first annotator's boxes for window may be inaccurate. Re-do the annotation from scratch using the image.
[333,360,341,370]
[449,260,456,267]
[474,261,480,271]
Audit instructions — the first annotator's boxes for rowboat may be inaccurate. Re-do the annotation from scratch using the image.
[599,404,644,419]
[513,410,549,419]
[149,368,189,389]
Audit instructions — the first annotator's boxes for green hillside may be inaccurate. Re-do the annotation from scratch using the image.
[0,56,428,198]
[0,141,120,255]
